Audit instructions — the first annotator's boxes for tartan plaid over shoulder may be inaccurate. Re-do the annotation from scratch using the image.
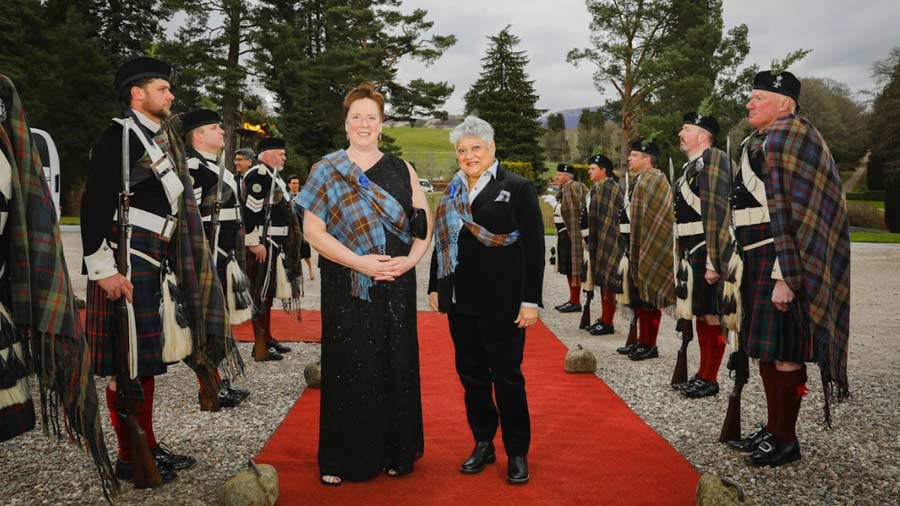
[698,147,734,272]
[763,114,851,417]
[559,180,588,276]
[587,179,623,290]
[0,74,116,497]
[629,169,675,309]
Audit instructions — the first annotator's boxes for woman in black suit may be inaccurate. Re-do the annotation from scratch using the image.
[429,115,545,485]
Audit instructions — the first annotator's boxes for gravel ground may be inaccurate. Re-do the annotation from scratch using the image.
[1,232,898,505]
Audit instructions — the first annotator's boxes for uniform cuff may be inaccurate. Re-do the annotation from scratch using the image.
[771,257,784,281]
[706,255,715,272]
[521,302,539,309]
[245,229,260,246]
[85,240,118,280]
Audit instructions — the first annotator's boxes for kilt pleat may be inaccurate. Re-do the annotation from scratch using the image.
[556,229,573,276]
[85,228,171,377]
[678,235,718,316]
[736,223,810,362]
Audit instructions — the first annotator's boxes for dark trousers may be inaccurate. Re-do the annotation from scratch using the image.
[448,311,530,457]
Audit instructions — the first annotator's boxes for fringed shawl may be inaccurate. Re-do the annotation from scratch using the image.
[588,179,623,290]
[629,169,675,309]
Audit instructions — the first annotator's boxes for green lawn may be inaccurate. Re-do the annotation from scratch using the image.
[850,231,900,243]
[59,216,80,225]
[385,126,456,180]
[858,200,885,210]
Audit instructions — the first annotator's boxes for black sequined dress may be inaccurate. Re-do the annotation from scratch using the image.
[318,154,424,480]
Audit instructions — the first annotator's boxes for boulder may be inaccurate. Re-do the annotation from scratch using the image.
[564,344,597,373]
[696,473,754,506]
[221,461,278,506]
[304,362,322,389]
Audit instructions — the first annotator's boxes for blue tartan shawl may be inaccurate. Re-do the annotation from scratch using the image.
[297,150,411,301]
[433,172,520,279]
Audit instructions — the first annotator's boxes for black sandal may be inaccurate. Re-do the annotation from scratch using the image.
[320,475,342,486]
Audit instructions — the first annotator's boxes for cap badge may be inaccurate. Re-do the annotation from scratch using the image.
[694,114,703,125]
[772,75,783,89]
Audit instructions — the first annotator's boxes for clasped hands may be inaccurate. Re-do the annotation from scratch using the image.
[355,254,416,282]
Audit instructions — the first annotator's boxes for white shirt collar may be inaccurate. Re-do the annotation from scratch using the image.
[197,149,219,162]
[130,109,161,134]
[455,160,499,182]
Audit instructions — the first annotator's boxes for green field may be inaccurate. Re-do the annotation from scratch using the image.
[850,231,900,243]
[385,126,456,180]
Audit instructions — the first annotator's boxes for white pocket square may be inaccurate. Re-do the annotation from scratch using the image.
[495,190,511,203]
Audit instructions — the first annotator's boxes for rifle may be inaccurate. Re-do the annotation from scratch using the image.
[580,255,594,329]
[115,117,163,488]
[719,348,749,442]
[198,158,227,411]
[670,318,693,386]
[252,165,278,361]
[625,312,638,348]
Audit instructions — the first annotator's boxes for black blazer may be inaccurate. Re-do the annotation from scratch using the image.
[428,168,545,319]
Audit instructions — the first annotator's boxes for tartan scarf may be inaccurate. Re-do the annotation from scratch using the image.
[559,180,588,276]
[587,179,623,290]
[0,75,116,498]
[762,114,851,424]
[696,147,734,272]
[629,168,675,309]
[189,148,247,269]
[301,150,410,301]
[162,125,242,381]
[434,171,520,279]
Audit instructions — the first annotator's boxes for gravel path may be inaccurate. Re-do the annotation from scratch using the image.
[1,233,898,505]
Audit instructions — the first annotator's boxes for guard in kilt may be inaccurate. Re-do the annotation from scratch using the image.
[584,155,622,336]
[182,109,251,410]
[0,75,116,499]
[615,139,675,361]
[82,57,240,482]
[725,71,850,467]
[552,163,588,313]
[672,113,733,399]
[241,137,303,362]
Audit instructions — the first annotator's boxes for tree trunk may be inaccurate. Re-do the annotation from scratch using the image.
[222,2,243,172]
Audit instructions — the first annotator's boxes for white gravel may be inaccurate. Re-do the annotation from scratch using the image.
[0,233,897,505]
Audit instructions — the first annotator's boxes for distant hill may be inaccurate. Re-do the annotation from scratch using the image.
[540,106,605,129]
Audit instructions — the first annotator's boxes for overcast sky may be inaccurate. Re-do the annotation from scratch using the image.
[394,0,897,115]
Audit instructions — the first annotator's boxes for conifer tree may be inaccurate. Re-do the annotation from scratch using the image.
[543,113,569,162]
[464,26,545,178]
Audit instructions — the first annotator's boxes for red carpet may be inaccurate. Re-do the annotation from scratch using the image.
[231,310,321,343]
[256,312,699,506]
[78,309,321,343]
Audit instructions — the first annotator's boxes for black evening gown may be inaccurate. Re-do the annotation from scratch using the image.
[318,154,425,480]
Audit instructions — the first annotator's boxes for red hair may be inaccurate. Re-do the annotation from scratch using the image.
[343,83,385,120]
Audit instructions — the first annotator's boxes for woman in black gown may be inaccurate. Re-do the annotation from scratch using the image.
[298,83,433,485]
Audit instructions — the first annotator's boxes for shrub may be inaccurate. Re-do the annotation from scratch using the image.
[885,171,900,232]
[846,201,886,230]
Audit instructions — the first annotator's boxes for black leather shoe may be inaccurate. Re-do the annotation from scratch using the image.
[585,320,602,333]
[220,379,250,401]
[685,381,719,399]
[748,438,801,467]
[460,442,496,474]
[616,342,639,355]
[265,347,284,361]
[218,388,244,408]
[589,323,615,336]
[507,455,529,484]
[680,377,708,394]
[673,375,701,391]
[115,458,176,484]
[629,346,659,361]
[554,301,569,310]
[556,302,582,313]
[152,445,196,471]
[726,425,774,453]
[267,340,292,353]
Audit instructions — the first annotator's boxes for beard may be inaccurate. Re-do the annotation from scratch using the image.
[145,100,172,121]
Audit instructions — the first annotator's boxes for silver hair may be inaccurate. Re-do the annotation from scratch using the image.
[450,115,495,146]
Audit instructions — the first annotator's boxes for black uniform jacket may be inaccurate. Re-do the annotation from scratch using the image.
[428,168,545,320]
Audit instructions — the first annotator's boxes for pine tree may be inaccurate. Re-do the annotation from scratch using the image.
[543,113,569,162]
[464,26,545,178]
[575,109,604,162]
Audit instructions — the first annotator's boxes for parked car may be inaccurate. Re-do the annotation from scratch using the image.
[546,184,560,194]
[418,178,434,193]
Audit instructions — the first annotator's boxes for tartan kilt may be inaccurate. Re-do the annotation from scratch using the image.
[86,227,172,377]
[735,223,809,362]
[617,233,655,310]
[245,236,288,304]
[0,311,36,442]
[556,228,573,276]
[677,235,718,316]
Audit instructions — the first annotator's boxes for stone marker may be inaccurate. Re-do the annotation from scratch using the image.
[304,362,322,388]
[696,473,754,505]
[221,460,278,506]
[564,344,597,373]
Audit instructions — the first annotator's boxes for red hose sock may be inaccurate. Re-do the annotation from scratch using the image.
[758,361,778,433]
[137,376,157,449]
[106,385,131,462]
[638,309,661,347]
[696,321,725,383]
[774,366,807,444]
[600,290,616,325]
[568,277,581,304]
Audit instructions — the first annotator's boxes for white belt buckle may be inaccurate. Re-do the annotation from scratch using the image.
[160,215,178,242]
[151,153,175,179]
